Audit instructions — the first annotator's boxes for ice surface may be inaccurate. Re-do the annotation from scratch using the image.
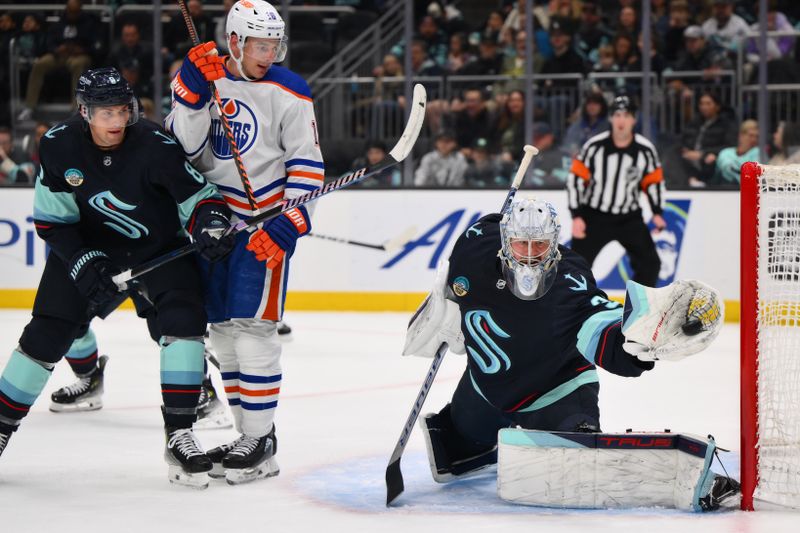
[0,312,796,532]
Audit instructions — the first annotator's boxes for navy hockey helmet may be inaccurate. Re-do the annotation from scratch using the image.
[76,67,139,126]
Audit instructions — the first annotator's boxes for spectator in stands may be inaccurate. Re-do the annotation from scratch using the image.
[744,3,795,64]
[501,31,544,88]
[532,0,576,33]
[457,35,503,77]
[414,130,467,187]
[0,12,16,124]
[666,25,732,106]
[680,90,737,188]
[651,0,670,40]
[563,92,609,157]
[612,32,639,72]
[0,12,16,59]
[448,88,497,158]
[409,39,443,77]
[15,15,48,64]
[615,6,639,41]
[540,18,586,86]
[769,122,800,166]
[0,126,34,184]
[477,10,505,44]
[445,33,473,74]
[635,32,667,74]
[574,1,613,67]
[17,0,96,122]
[662,0,692,64]
[527,121,566,187]
[416,15,448,67]
[702,0,748,53]
[23,121,50,179]
[496,90,526,161]
[352,140,402,187]
[164,0,215,60]
[464,137,510,188]
[712,119,761,187]
[108,23,153,97]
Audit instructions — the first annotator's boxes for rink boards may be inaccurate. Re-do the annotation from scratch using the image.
[0,188,739,319]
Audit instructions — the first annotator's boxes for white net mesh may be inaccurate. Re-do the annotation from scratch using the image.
[755,164,800,508]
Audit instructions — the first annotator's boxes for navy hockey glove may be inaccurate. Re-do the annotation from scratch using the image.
[171,42,225,109]
[192,208,236,263]
[246,206,311,269]
[69,250,122,309]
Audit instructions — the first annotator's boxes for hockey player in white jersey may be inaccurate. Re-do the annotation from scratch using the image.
[166,0,323,485]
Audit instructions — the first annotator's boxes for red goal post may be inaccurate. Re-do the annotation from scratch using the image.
[740,161,800,511]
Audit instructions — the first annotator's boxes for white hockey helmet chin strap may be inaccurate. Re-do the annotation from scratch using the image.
[499,197,562,300]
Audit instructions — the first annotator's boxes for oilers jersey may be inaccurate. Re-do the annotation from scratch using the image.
[447,214,653,413]
[34,115,225,268]
[165,63,324,222]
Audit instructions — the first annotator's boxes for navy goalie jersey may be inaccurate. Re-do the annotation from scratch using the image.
[34,115,224,268]
[447,213,653,412]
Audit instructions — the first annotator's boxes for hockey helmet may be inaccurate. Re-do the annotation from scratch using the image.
[499,197,562,300]
[76,67,139,127]
[226,0,287,64]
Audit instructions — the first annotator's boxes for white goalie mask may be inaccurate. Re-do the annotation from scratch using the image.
[227,0,287,80]
[499,197,562,300]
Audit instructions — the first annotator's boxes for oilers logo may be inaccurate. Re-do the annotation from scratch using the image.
[211,98,258,160]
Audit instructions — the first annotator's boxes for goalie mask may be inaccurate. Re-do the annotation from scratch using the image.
[76,67,139,128]
[499,197,562,300]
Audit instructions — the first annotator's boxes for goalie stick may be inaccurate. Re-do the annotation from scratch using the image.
[112,84,427,287]
[385,144,539,506]
[308,226,417,253]
[177,0,259,214]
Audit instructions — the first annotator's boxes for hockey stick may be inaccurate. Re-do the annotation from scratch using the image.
[384,143,539,506]
[308,226,417,253]
[176,0,259,213]
[112,84,427,286]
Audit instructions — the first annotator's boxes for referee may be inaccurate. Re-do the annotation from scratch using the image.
[566,96,666,287]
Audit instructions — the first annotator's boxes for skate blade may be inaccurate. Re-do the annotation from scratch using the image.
[225,457,280,485]
[209,463,227,479]
[49,398,103,413]
[167,465,210,490]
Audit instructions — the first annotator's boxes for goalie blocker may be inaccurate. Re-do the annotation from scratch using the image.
[497,429,740,512]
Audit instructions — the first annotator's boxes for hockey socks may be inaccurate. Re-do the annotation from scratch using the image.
[0,350,53,431]
[160,338,204,428]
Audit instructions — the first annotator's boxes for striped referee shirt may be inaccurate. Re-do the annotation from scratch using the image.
[567,131,664,217]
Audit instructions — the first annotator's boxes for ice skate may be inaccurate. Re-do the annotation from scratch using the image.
[49,355,108,412]
[193,378,232,430]
[206,435,246,479]
[222,427,279,485]
[277,320,292,340]
[164,427,212,489]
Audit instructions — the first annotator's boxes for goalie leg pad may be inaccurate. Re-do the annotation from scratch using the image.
[497,429,739,511]
[420,403,498,483]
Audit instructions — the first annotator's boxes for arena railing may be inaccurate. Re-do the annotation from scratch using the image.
[660,70,737,136]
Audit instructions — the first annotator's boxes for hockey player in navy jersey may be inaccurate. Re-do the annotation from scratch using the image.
[403,197,730,502]
[0,67,236,489]
[166,0,324,484]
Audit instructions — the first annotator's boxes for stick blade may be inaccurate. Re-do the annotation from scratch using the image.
[383,225,418,254]
[388,84,427,163]
[385,458,405,506]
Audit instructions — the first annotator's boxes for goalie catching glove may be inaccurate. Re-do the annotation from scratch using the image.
[403,260,465,357]
[621,279,724,361]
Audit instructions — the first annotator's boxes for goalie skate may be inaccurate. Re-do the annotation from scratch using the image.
[49,355,108,412]
[193,378,232,430]
[222,428,280,485]
[164,427,212,489]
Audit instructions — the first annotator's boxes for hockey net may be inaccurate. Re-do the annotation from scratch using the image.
[741,162,800,510]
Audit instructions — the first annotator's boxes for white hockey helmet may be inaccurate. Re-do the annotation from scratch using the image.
[226,0,287,62]
[499,197,562,300]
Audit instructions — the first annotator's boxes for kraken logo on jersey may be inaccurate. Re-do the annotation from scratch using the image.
[89,191,150,239]
[464,310,511,374]
[210,98,258,160]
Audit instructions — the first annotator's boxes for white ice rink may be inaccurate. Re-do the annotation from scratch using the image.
[0,310,797,533]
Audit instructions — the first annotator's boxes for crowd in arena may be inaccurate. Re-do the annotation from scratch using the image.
[2,0,800,189]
